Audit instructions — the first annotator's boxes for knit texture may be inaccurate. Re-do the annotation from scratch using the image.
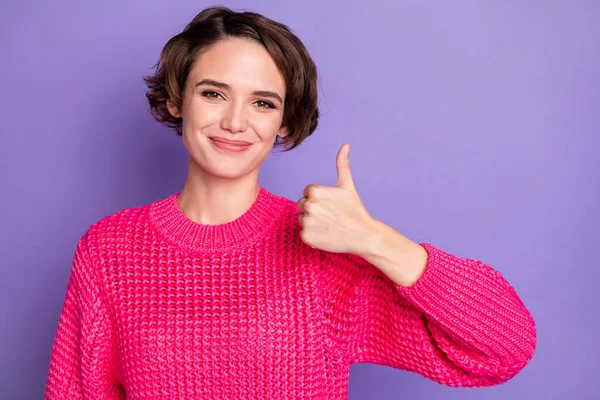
[45,186,536,399]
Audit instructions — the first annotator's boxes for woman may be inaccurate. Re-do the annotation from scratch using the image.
[44,6,536,399]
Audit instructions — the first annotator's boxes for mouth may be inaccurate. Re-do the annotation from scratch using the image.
[208,137,252,154]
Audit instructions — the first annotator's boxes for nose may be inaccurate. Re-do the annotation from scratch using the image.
[220,101,248,133]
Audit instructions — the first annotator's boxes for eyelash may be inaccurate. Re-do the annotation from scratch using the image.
[201,91,276,109]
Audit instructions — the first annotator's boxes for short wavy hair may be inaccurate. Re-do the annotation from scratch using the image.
[143,6,319,152]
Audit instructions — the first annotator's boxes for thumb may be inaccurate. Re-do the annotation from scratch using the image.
[336,143,355,190]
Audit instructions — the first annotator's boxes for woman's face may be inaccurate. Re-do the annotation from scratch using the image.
[167,37,288,180]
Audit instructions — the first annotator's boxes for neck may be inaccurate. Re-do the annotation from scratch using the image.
[177,156,261,226]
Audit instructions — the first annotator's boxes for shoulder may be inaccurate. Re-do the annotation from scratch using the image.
[78,195,168,254]
[276,195,302,229]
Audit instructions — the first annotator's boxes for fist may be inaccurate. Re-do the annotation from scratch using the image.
[297,143,376,254]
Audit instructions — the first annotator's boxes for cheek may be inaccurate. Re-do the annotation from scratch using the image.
[184,102,220,128]
[252,114,284,138]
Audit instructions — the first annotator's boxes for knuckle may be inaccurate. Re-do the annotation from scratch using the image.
[308,185,320,198]
[304,201,315,214]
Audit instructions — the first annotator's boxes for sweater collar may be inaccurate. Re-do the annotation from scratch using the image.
[148,186,290,253]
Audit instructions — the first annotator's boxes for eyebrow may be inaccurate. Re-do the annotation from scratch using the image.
[195,79,284,104]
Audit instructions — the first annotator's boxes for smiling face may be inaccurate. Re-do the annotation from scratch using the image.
[167,37,288,180]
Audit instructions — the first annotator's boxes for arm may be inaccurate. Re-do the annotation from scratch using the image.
[319,241,536,387]
[296,147,536,385]
[45,234,124,399]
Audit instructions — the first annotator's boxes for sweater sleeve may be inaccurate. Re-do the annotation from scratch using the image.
[318,243,536,387]
[45,234,124,399]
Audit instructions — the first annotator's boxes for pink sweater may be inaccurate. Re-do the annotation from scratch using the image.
[45,187,536,399]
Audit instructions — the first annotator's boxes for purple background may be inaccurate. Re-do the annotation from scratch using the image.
[1,1,598,399]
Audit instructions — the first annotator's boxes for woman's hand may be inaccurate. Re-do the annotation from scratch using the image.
[296,144,378,255]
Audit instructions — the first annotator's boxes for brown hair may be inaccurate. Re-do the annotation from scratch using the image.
[143,6,319,152]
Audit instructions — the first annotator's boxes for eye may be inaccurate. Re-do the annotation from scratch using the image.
[255,100,275,109]
[201,91,223,100]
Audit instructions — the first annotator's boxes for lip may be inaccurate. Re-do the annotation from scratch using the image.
[208,137,252,154]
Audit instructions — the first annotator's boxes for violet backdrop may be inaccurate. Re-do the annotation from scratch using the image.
[1,0,598,399]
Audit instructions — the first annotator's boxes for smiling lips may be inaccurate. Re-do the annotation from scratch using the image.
[208,137,252,153]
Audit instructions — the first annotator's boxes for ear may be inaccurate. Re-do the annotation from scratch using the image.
[278,126,289,138]
[166,99,181,118]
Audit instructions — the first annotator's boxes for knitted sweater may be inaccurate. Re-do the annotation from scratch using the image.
[45,186,536,399]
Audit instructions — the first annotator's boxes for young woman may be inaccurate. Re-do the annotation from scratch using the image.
[44,6,536,399]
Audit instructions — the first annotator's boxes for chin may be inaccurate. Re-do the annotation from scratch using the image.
[209,169,248,180]
[199,159,254,180]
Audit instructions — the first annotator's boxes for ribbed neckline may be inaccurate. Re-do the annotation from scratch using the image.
[148,186,290,253]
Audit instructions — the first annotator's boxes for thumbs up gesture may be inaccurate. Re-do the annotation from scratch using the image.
[296,143,378,255]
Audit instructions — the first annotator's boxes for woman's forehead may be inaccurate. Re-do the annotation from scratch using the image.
[189,38,286,95]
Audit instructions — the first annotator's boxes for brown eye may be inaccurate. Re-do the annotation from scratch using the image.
[256,100,275,109]
[202,91,222,99]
